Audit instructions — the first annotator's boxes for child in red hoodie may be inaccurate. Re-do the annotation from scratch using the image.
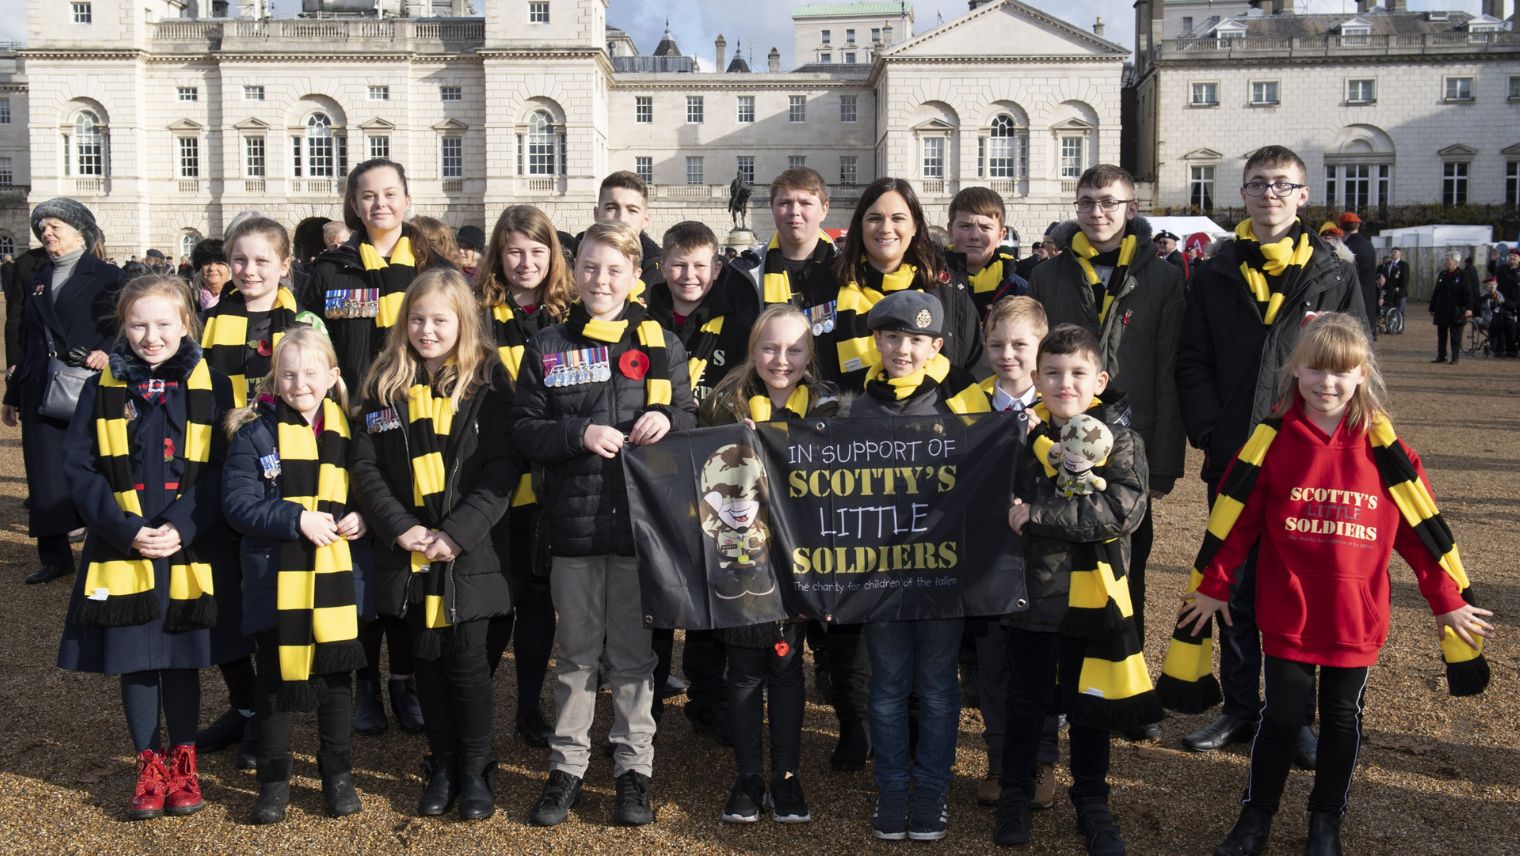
[1175,312,1492,856]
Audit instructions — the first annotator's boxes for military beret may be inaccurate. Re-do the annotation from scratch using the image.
[868,290,944,338]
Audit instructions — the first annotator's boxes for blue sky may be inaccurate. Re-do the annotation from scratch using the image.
[0,1,1491,62]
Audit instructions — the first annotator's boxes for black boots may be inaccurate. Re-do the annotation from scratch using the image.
[457,758,497,821]
[417,754,459,816]
[1305,811,1343,856]
[1214,806,1274,856]
[389,677,425,734]
[830,718,870,771]
[248,758,292,825]
[353,678,388,736]
[322,771,362,818]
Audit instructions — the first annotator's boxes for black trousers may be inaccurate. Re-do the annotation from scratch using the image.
[823,622,870,728]
[1435,322,1465,361]
[218,656,257,713]
[358,614,415,680]
[653,628,727,714]
[37,532,73,569]
[1244,656,1369,816]
[252,632,353,780]
[727,623,805,776]
[409,613,493,765]
[1129,500,1154,645]
[486,579,556,715]
[1000,629,1109,805]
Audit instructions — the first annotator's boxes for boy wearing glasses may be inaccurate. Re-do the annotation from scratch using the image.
[1029,165,1185,729]
[1173,144,1364,760]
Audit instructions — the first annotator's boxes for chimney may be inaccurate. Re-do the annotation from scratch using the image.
[1388,0,1407,11]
[1481,0,1503,17]
[969,0,992,9]
[883,22,893,44]
[1271,0,1294,13]
[768,46,781,72]
[1356,0,1371,11]
[715,34,727,73]
[1093,16,1104,36]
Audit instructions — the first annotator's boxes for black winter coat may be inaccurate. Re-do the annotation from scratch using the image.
[350,362,523,623]
[1008,398,1148,633]
[645,266,760,403]
[301,238,419,395]
[1344,232,1379,320]
[511,316,698,558]
[1175,230,1363,484]
[1430,268,1471,325]
[1031,218,1186,492]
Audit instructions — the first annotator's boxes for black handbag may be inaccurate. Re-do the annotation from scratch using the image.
[37,325,98,422]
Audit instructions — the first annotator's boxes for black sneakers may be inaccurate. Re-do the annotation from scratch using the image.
[1076,801,1127,856]
[993,789,1032,846]
[770,771,811,823]
[872,790,910,841]
[529,770,582,827]
[721,774,765,823]
[909,791,949,842]
[613,770,655,826]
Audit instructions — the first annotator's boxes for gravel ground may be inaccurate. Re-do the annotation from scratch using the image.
[2,310,1516,855]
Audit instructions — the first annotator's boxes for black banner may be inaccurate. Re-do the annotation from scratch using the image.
[623,414,1027,629]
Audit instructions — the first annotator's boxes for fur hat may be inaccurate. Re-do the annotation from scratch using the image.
[456,225,486,251]
[191,238,227,272]
[30,197,102,252]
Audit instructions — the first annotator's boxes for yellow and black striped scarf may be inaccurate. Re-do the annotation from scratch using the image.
[1159,415,1489,712]
[484,301,539,509]
[359,236,417,332]
[76,358,217,630]
[1028,400,1161,728]
[200,286,299,407]
[683,315,726,394]
[565,301,672,409]
[836,263,918,376]
[405,373,457,639]
[953,246,1020,317]
[271,396,364,712]
[761,231,835,305]
[863,353,990,416]
[1233,219,1312,327]
[1070,231,1138,326]
[747,384,812,422]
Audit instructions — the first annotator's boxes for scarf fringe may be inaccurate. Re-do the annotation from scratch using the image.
[164,596,217,633]
[276,680,320,714]
[74,591,159,628]
[1071,687,1164,731]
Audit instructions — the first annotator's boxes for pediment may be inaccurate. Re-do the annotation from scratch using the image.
[234,117,270,131]
[883,0,1126,61]
[1438,143,1477,158]
[1501,142,1520,156]
[432,118,469,132]
[360,117,396,130]
[167,118,203,132]
[1183,147,1223,161]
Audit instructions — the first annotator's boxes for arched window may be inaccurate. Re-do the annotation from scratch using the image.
[307,113,334,177]
[527,110,557,176]
[0,234,14,256]
[180,232,201,259]
[987,114,1020,178]
[74,111,105,176]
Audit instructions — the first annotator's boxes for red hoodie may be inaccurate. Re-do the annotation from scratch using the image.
[1197,401,1467,668]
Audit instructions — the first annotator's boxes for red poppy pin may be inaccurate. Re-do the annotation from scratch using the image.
[255,338,273,357]
[1122,309,1133,327]
[619,349,650,381]
[938,270,951,284]
[163,437,176,462]
[774,640,791,658]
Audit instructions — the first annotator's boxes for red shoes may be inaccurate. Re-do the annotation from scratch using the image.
[127,749,168,820]
[164,744,205,816]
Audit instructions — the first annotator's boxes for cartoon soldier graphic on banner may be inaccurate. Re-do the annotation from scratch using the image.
[698,443,776,602]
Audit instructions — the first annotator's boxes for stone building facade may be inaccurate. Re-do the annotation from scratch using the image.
[3,0,1126,258]
[1129,0,1520,217]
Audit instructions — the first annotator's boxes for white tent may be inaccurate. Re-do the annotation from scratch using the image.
[1145,215,1232,241]
[1372,224,1493,249]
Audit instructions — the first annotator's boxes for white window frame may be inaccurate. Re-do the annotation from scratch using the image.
[526,111,558,176]
[1339,25,1370,47]
[72,2,92,23]
[634,155,653,185]
[70,110,107,177]
[243,136,266,178]
[1249,80,1279,106]
[302,112,339,178]
[1347,78,1376,104]
[0,97,11,125]
[368,85,390,101]
[736,155,755,186]
[441,136,463,180]
[440,85,463,102]
[0,156,13,186]
[985,114,1025,179]
[368,134,390,161]
[737,95,755,124]
[844,51,857,64]
[635,96,652,124]
[789,155,807,170]
[1189,164,1215,211]
[243,85,265,101]
[177,136,200,179]
[685,155,704,186]
[846,28,856,44]
[1509,76,1520,101]
[1058,135,1086,179]
[686,96,704,124]
[1324,162,1391,210]
[840,94,858,123]
[1505,160,1519,212]
[1444,76,1474,102]
[821,29,831,45]
[820,52,832,64]
[789,95,806,123]
[922,136,945,179]
[177,86,198,103]
[1443,161,1469,207]
[840,154,858,187]
[1190,82,1218,106]
[871,27,881,43]
[0,235,13,256]
[528,1,549,23]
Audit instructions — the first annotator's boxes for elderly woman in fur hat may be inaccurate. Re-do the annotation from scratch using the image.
[1,197,127,584]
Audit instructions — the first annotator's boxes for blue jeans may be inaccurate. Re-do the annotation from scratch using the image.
[865,618,964,798]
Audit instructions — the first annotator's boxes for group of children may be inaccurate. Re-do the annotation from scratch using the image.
[49,149,1490,854]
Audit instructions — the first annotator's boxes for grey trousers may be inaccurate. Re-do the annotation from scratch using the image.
[548,554,658,778]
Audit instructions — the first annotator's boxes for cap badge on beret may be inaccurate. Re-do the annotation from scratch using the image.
[914,309,933,329]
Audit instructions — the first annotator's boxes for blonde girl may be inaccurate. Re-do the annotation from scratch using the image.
[59,275,243,821]
[1173,313,1493,855]
[222,327,369,824]
[350,267,522,820]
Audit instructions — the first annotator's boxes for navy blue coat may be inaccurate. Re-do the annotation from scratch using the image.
[5,253,125,538]
[222,406,376,638]
[57,341,250,674]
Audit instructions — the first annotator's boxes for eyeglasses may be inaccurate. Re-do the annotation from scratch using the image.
[1074,198,1134,213]
[1241,180,1307,198]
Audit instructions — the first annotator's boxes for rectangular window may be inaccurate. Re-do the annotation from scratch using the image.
[635,156,653,184]
[441,85,462,102]
[441,137,463,179]
[1444,76,1474,101]
[844,52,857,64]
[1249,80,1279,105]
[1347,78,1376,103]
[1189,165,1215,211]
[821,29,831,44]
[0,157,12,185]
[0,98,8,124]
[635,96,652,124]
[1340,26,1370,46]
[369,135,390,160]
[309,133,333,178]
[737,95,755,123]
[820,52,832,64]
[290,136,301,177]
[244,85,265,101]
[1506,161,1519,211]
[840,154,858,187]
[1059,136,1085,178]
[685,155,704,186]
[1510,76,1520,101]
[737,155,755,186]
[528,1,549,22]
[789,95,806,123]
[177,86,198,103]
[178,137,199,179]
[1181,16,1193,32]
[871,27,881,43]
[686,96,703,124]
[846,28,856,43]
[244,136,265,177]
[789,155,807,170]
[922,137,944,179]
[337,135,348,176]
[1443,161,1469,206]
[72,2,91,23]
[1190,82,1217,106]
[840,94,858,123]
[1324,164,1336,206]
[368,85,390,101]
